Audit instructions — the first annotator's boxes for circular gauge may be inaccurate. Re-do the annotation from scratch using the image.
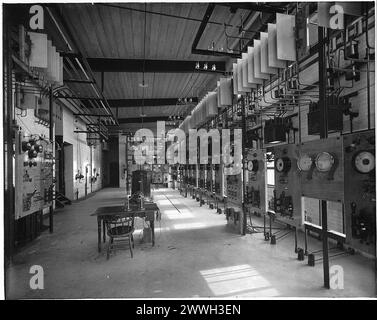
[297,154,313,171]
[28,149,38,159]
[22,141,32,152]
[247,160,259,172]
[353,151,375,173]
[315,152,334,172]
[275,157,291,173]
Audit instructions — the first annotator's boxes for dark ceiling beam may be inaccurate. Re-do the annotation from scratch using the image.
[191,3,287,59]
[216,3,287,14]
[55,95,198,108]
[118,116,172,124]
[108,97,198,108]
[86,58,226,73]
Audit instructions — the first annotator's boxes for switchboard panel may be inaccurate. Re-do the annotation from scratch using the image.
[205,164,212,192]
[271,144,302,227]
[225,169,243,233]
[343,130,375,255]
[15,131,54,219]
[298,137,344,202]
[244,149,266,216]
[187,165,195,186]
[198,165,205,188]
[152,164,170,185]
[214,164,223,199]
[226,172,243,206]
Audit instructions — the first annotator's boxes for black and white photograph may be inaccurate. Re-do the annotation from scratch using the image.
[1,0,376,303]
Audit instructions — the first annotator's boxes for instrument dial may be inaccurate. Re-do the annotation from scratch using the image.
[247,160,259,172]
[353,151,375,173]
[275,157,291,173]
[297,154,313,171]
[315,152,334,172]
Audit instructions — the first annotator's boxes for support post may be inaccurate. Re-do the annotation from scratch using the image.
[241,96,247,236]
[318,26,330,289]
[49,86,54,233]
[4,12,15,261]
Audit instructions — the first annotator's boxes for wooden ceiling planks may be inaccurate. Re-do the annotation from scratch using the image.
[114,105,191,118]
[61,3,231,60]
[94,72,204,100]
[59,3,252,121]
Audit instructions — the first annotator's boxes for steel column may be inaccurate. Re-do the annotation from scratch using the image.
[318,26,330,289]
[49,87,54,233]
[4,11,15,261]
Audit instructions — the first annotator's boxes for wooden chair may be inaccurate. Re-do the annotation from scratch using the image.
[104,213,135,260]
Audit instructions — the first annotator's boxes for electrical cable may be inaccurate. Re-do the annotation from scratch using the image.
[98,3,263,32]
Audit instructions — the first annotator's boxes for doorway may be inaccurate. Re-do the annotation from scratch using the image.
[109,162,119,187]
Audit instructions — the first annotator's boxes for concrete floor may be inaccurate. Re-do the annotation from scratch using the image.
[6,188,376,299]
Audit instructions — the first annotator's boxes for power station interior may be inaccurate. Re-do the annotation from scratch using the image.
[2,2,376,299]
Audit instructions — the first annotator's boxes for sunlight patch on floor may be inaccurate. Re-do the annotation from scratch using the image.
[200,264,280,297]
[155,200,171,205]
[173,221,225,230]
[164,209,194,220]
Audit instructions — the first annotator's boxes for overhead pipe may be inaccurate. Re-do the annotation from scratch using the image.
[46,5,119,126]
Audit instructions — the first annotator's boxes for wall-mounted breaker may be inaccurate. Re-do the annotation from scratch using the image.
[343,130,375,256]
[271,144,302,227]
[244,149,266,217]
[15,131,54,219]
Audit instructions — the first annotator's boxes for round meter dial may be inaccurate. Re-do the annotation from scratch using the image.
[275,157,291,173]
[315,152,334,172]
[247,160,259,172]
[297,154,313,171]
[353,151,375,174]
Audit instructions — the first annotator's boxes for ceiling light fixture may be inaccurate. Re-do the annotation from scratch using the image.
[139,81,148,88]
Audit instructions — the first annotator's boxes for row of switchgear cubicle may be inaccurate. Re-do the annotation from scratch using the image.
[177,129,375,257]
[174,3,375,260]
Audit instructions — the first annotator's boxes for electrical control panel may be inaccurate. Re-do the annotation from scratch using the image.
[187,165,195,186]
[205,164,212,192]
[298,137,344,202]
[226,172,243,206]
[198,165,205,188]
[152,164,166,184]
[299,137,345,235]
[225,170,243,234]
[15,131,54,219]
[343,130,375,255]
[214,163,223,199]
[193,165,198,187]
[271,144,302,227]
[244,149,266,216]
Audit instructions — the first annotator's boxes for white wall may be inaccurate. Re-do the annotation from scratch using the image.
[61,105,103,200]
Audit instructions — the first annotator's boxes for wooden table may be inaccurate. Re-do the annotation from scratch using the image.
[91,202,159,252]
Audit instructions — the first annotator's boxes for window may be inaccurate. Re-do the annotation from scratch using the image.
[266,152,275,211]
